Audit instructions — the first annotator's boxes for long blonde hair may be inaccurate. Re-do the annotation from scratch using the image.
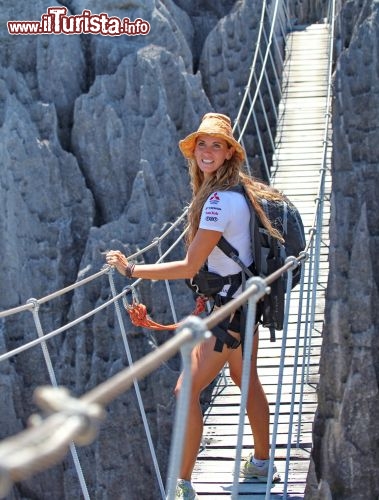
[186,154,285,245]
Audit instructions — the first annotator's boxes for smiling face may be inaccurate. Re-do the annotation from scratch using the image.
[194,134,235,178]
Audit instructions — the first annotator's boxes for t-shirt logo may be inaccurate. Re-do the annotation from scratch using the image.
[209,192,220,204]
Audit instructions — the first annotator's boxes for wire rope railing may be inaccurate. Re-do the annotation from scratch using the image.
[28,298,90,500]
[107,269,166,498]
[233,0,285,180]
[0,0,335,497]
[0,253,307,498]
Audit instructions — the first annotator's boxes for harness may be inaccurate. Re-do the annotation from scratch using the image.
[186,268,244,300]
[186,238,259,353]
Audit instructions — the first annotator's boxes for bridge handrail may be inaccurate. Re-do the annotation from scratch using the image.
[0,263,296,498]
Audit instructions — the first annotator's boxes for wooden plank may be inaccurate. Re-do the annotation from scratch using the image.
[205,399,319,415]
[279,97,328,105]
[204,405,318,419]
[200,434,314,449]
[272,159,330,167]
[287,63,329,68]
[195,447,313,462]
[284,70,328,77]
[211,375,320,390]
[274,146,326,154]
[274,134,327,141]
[273,176,331,185]
[274,139,326,147]
[275,122,329,129]
[202,419,317,433]
[281,86,328,92]
[280,85,328,92]
[270,170,331,179]
[192,481,307,498]
[203,414,317,428]
[278,109,328,117]
[203,422,315,436]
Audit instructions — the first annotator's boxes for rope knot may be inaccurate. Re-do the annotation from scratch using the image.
[128,303,151,327]
[33,386,105,446]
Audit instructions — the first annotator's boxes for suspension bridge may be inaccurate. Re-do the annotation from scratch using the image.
[0,1,334,499]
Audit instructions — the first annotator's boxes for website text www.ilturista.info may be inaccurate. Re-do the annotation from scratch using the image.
[7,6,151,36]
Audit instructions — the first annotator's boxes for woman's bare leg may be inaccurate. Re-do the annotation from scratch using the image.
[174,335,230,480]
[228,328,270,459]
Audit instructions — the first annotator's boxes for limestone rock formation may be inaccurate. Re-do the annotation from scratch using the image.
[0,0,378,499]
[306,1,379,499]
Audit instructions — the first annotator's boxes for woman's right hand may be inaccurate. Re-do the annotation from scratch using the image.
[105,250,129,276]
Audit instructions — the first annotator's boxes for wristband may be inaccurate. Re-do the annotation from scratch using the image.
[125,263,135,278]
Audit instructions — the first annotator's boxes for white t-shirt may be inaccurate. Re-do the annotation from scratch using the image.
[199,190,253,296]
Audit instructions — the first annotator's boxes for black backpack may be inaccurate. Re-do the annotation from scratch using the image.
[217,184,306,340]
[186,184,306,341]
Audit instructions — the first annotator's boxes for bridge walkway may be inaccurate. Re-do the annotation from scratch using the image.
[192,23,332,499]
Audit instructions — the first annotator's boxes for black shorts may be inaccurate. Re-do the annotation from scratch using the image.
[211,296,262,352]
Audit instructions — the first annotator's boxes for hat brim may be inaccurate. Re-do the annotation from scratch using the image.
[179,132,245,162]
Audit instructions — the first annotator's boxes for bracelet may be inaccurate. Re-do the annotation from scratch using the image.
[125,262,135,278]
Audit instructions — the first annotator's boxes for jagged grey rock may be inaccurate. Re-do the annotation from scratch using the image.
[71,44,210,224]
[70,0,194,74]
[0,0,379,499]
[306,1,379,499]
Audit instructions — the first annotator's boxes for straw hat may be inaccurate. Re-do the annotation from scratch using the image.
[179,113,245,162]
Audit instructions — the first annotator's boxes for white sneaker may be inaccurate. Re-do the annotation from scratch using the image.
[240,453,281,482]
[175,479,199,499]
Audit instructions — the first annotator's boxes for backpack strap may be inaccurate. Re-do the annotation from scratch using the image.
[216,236,258,298]
[283,200,288,233]
[217,183,263,275]
[226,184,263,274]
[248,196,263,274]
[217,237,254,277]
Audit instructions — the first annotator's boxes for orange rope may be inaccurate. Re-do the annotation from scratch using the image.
[126,296,208,331]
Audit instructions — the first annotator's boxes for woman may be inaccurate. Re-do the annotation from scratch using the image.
[106,113,282,499]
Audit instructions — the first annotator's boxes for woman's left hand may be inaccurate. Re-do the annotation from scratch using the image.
[105,250,128,276]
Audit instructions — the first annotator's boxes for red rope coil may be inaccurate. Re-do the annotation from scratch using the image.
[126,296,208,331]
